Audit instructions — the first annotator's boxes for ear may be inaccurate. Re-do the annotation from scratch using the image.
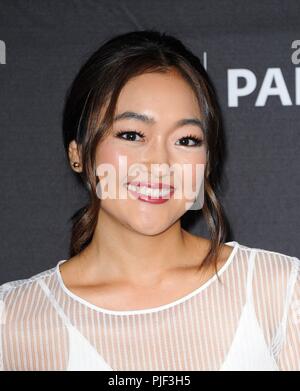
[68,140,83,172]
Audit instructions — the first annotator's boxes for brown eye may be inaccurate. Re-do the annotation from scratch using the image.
[176,135,203,147]
[115,130,145,141]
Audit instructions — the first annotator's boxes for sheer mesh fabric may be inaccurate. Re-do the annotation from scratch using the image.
[0,242,299,371]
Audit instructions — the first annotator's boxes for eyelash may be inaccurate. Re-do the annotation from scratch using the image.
[114,130,203,147]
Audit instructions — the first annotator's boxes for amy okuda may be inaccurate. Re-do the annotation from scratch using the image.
[0,30,299,371]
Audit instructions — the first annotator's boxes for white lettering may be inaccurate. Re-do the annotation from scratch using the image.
[255,68,292,106]
[291,40,300,65]
[228,69,256,107]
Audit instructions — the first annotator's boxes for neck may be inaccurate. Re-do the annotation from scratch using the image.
[78,207,203,285]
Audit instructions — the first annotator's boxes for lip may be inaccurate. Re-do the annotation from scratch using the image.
[125,181,175,190]
[125,181,175,203]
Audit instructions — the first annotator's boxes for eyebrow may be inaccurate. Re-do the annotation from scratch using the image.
[113,111,204,131]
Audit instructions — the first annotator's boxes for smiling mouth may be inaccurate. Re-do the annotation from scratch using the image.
[125,181,175,201]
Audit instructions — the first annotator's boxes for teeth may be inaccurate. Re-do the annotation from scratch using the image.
[127,184,172,198]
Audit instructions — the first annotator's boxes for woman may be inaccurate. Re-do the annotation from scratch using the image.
[0,30,299,371]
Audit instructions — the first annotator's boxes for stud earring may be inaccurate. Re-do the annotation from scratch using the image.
[73,162,80,168]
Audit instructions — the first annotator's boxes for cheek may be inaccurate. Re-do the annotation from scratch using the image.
[95,143,118,167]
[190,152,206,185]
[95,144,137,196]
[171,148,206,190]
[190,153,206,197]
[95,139,139,167]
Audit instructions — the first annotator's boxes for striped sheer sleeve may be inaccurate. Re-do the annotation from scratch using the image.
[0,282,12,371]
[276,257,300,370]
[0,285,3,371]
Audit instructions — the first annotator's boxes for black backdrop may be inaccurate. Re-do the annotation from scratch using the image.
[0,0,299,283]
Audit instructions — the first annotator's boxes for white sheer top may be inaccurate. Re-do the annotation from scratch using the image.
[0,241,299,371]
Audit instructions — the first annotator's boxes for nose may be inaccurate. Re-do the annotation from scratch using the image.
[138,137,171,179]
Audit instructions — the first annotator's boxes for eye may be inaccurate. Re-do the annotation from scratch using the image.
[176,134,203,147]
[115,130,145,142]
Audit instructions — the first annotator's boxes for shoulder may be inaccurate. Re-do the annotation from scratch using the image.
[235,241,299,287]
[0,264,58,322]
[0,264,67,370]
[238,242,299,316]
[240,242,299,276]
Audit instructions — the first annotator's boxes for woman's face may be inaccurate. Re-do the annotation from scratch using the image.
[95,68,207,235]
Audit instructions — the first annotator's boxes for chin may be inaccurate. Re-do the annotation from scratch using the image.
[127,221,172,236]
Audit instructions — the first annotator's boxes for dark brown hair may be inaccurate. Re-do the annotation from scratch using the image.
[62,29,230,280]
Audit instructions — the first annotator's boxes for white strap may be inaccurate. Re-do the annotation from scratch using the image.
[37,278,73,329]
[271,257,299,358]
[246,249,257,303]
